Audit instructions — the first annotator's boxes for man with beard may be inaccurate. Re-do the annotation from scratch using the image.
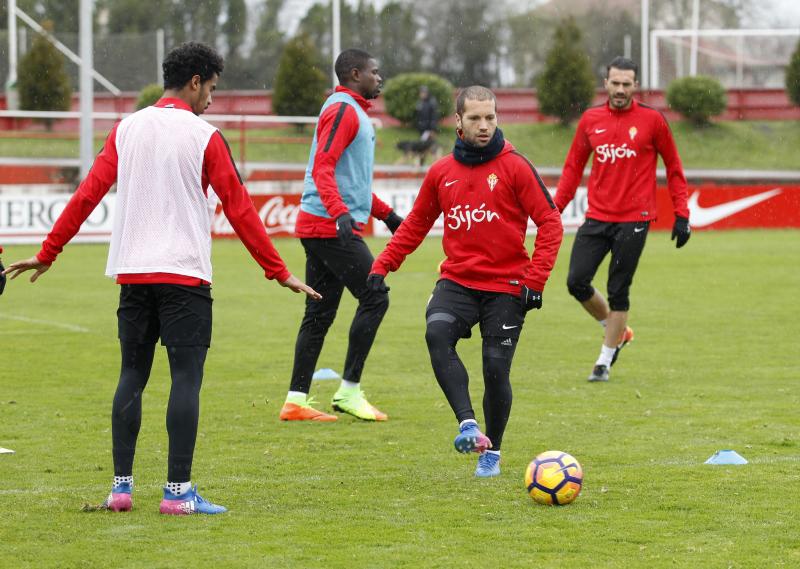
[368,86,563,477]
[555,57,691,383]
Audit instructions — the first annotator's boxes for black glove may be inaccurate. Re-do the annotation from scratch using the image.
[520,285,542,311]
[384,211,404,234]
[335,213,360,244]
[366,273,390,293]
[671,216,691,249]
[0,260,5,296]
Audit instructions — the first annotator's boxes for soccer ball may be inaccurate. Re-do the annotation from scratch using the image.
[524,450,583,506]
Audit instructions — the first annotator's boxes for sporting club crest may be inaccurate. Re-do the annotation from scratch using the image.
[487,173,498,192]
[629,126,638,141]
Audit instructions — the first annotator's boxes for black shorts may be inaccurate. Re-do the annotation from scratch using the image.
[425,279,526,339]
[117,284,213,347]
[567,218,649,311]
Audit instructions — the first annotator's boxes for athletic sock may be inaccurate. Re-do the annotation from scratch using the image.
[338,379,360,392]
[485,449,500,456]
[286,391,307,405]
[598,319,607,328]
[459,419,478,430]
[113,475,133,490]
[166,481,192,497]
[596,344,616,367]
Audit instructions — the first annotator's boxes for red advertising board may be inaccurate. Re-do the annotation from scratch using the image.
[206,184,800,239]
[652,184,800,230]
[211,193,302,238]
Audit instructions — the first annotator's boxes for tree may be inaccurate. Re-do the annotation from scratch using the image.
[375,2,422,79]
[226,0,285,89]
[382,73,454,126]
[271,34,328,124]
[223,0,248,60]
[412,0,501,87]
[786,39,800,107]
[666,75,727,126]
[537,18,595,126]
[18,24,72,129]
[106,0,170,34]
[507,12,553,87]
[136,83,164,110]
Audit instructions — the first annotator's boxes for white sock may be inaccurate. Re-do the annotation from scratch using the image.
[598,319,607,328]
[113,475,132,489]
[286,391,307,403]
[340,379,359,390]
[166,481,192,496]
[485,450,500,456]
[459,419,478,429]
[596,344,617,367]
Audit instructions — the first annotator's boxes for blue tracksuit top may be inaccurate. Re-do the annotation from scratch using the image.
[301,91,375,223]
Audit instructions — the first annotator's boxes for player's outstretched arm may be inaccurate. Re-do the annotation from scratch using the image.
[2,256,51,283]
[279,274,322,300]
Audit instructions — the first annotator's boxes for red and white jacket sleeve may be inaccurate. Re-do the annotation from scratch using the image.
[311,103,360,219]
[204,131,291,282]
[37,125,120,265]
[371,168,442,276]
[512,154,564,292]
[554,117,592,213]
[653,115,690,219]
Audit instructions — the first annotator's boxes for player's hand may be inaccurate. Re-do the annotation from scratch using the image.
[384,211,404,234]
[366,273,390,293]
[335,213,360,244]
[520,285,542,311]
[280,274,322,300]
[671,216,691,248]
[2,256,51,284]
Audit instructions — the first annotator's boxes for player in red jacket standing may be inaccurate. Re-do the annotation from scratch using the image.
[555,57,691,383]
[369,86,563,478]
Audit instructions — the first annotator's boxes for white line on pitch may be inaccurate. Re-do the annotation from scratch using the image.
[0,313,90,333]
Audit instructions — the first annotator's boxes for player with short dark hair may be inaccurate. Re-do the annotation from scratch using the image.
[3,41,320,514]
[369,86,563,477]
[555,56,690,383]
[278,48,404,422]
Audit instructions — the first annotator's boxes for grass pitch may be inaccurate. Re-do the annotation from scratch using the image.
[1,230,799,568]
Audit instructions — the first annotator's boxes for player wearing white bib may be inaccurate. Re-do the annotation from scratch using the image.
[3,42,320,515]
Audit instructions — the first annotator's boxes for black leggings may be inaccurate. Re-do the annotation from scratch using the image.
[425,320,516,451]
[112,342,207,482]
[290,236,389,393]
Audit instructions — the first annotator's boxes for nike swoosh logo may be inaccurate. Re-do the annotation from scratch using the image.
[445,180,459,187]
[595,128,606,134]
[501,324,518,330]
[634,227,645,233]
[688,189,782,228]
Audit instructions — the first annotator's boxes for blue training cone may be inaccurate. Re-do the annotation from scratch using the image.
[312,368,341,381]
[705,449,748,465]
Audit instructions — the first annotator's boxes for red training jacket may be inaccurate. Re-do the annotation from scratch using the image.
[555,99,689,222]
[294,86,393,238]
[36,98,291,285]
[371,141,563,294]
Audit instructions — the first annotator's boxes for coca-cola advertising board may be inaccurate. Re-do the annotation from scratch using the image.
[211,193,301,238]
[1,184,798,245]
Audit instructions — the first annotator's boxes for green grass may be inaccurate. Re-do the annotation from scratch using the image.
[3,121,799,170]
[1,231,799,568]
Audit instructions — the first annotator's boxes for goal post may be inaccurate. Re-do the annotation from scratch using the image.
[650,28,800,89]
